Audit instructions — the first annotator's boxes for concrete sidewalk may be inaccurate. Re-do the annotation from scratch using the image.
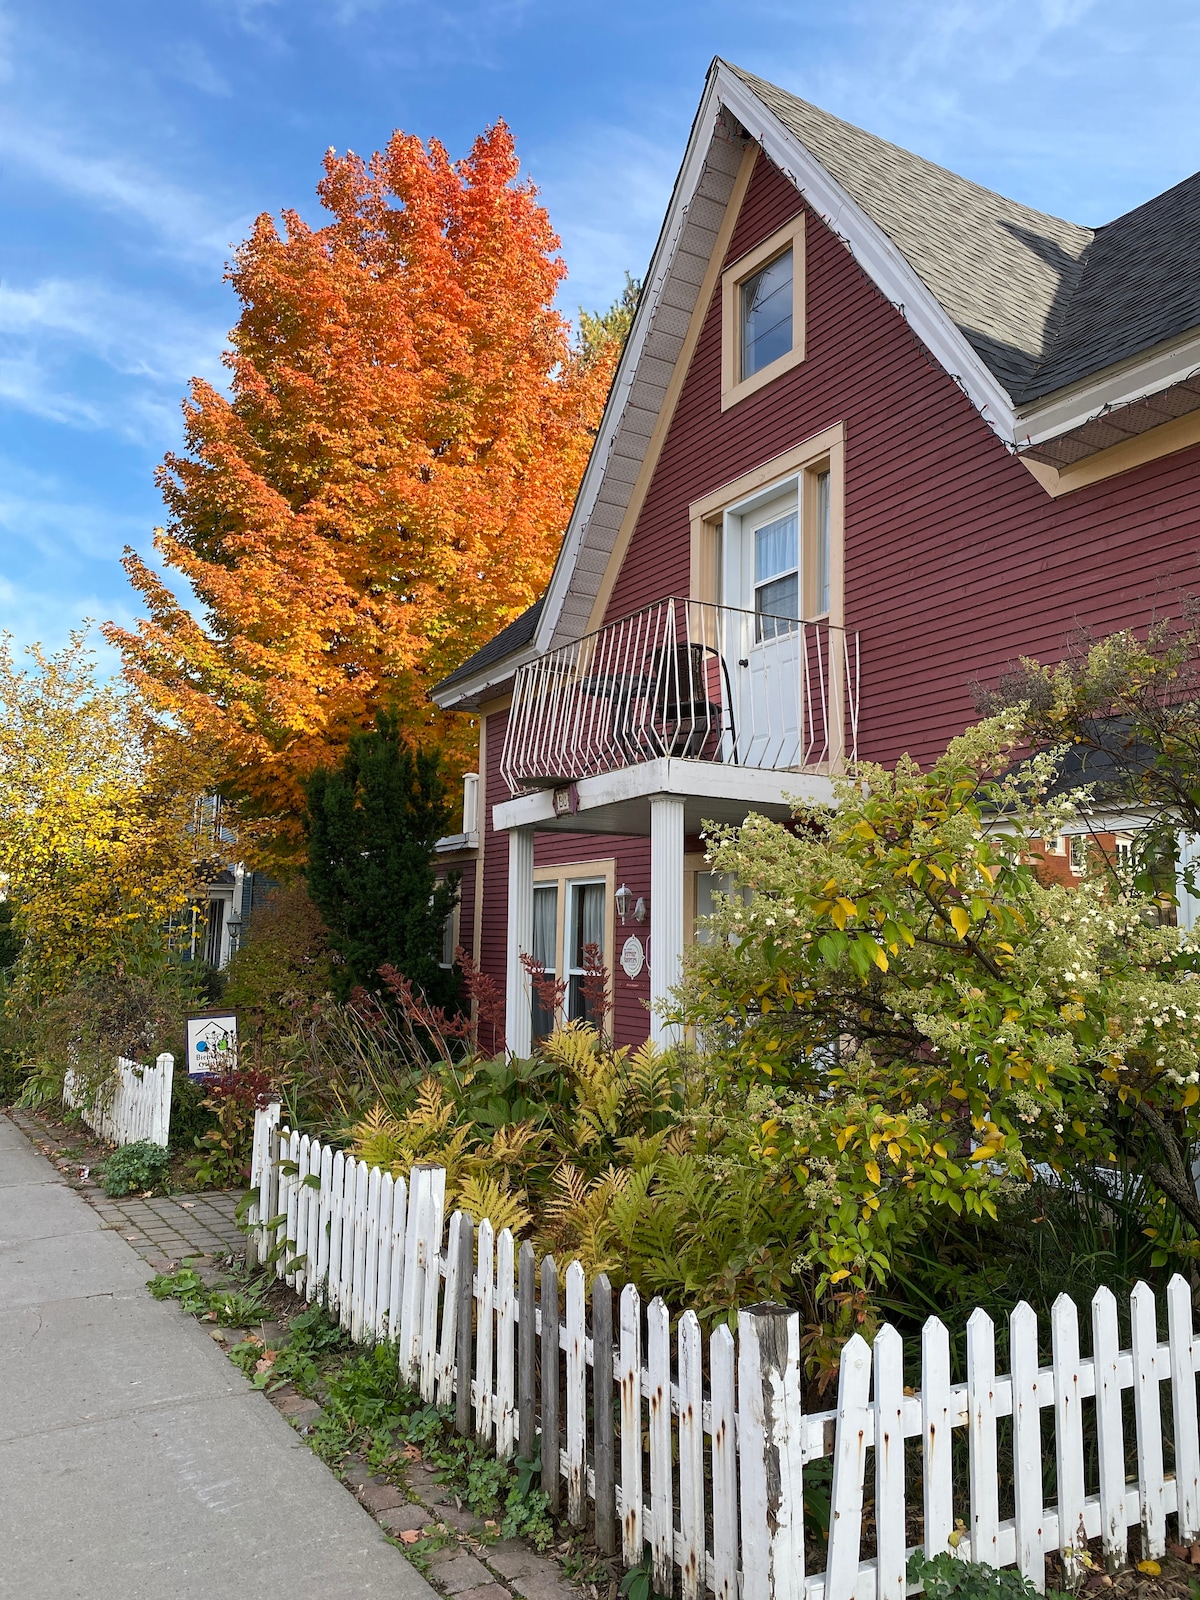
[0,1112,436,1600]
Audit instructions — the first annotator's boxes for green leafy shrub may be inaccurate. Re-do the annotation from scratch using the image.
[908,1553,1066,1600]
[170,1071,216,1153]
[220,881,335,1049]
[190,1067,274,1189]
[100,1139,172,1196]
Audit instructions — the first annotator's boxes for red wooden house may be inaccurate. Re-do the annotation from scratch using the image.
[433,59,1200,1054]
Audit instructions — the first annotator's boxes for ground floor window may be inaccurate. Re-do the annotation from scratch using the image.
[531,883,559,1041]
[567,879,606,1024]
[529,860,614,1036]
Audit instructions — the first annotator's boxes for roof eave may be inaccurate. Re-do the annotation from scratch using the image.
[1015,324,1200,457]
[430,643,539,711]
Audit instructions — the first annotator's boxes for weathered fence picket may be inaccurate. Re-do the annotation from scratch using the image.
[249,1104,1200,1600]
[64,1051,174,1148]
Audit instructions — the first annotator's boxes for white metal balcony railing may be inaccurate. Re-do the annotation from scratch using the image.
[500,596,859,792]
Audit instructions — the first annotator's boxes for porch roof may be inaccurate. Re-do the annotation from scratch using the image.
[491,756,833,837]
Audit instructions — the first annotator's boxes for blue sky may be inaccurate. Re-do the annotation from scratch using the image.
[3,0,1200,666]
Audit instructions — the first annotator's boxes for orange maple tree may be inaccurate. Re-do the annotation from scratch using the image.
[107,122,622,862]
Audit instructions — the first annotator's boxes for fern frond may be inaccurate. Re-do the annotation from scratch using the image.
[453,1173,533,1237]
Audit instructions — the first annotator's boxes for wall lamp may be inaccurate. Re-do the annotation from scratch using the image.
[615,884,648,925]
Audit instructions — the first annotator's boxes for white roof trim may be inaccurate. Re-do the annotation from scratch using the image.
[533,61,1019,660]
[1015,325,1200,449]
[712,67,1018,447]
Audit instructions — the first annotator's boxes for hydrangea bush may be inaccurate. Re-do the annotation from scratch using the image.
[679,716,1200,1291]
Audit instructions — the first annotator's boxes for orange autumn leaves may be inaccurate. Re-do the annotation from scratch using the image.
[107,123,620,861]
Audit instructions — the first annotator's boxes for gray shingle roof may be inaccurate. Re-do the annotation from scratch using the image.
[434,596,544,696]
[1015,169,1200,402]
[728,63,1200,406]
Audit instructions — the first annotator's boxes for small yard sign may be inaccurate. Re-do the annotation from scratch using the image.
[186,1010,238,1078]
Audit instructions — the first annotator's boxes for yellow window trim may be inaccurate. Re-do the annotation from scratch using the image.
[720,215,807,412]
[531,858,616,1015]
[688,422,846,630]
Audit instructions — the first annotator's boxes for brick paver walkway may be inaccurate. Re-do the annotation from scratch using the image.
[92,1190,245,1265]
[7,1107,246,1268]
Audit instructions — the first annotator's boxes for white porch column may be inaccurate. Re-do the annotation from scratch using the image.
[505,825,535,1057]
[649,794,685,1048]
[1177,832,1200,931]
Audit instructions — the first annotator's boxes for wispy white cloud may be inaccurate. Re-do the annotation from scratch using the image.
[0,574,131,671]
[537,123,680,323]
[0,459,148,565]
[168,39,233,97]
[0,119,252,267]
[0,278,228,385]
[0,277,230,441]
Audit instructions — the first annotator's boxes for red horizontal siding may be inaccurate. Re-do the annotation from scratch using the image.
[473,149,1200,1050]
[603,151,1200,768]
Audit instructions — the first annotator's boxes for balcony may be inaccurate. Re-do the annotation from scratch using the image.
[500,596,859,793]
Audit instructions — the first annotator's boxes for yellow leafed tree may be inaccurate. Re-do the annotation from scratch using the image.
[0,631,214,1000]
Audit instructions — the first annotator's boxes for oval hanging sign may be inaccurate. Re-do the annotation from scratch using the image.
[620,935,645,979]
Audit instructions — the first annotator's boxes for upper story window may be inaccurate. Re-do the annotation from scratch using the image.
[721,215,806,410]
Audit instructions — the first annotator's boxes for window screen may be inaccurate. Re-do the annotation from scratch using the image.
[754,511,799,640]
[531,884,559,1041]
[741,249,793,379]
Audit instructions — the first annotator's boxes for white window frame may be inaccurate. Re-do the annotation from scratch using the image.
[721,464,833,624]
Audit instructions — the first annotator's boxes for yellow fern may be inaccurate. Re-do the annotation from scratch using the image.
[454,1173,533,1237]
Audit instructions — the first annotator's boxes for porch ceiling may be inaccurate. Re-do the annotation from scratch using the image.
[491,757,834,836]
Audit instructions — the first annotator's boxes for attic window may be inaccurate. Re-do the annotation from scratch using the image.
[741,249,793,378]
[722,215,806,409]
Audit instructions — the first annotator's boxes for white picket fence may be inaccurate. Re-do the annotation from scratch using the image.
[249,1103,1200,1599]
[64,1052,174,1148]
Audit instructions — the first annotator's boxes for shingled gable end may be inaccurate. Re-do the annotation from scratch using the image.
[433,60,1200,1053]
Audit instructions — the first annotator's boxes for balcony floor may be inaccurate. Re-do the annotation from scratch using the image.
[492,757,835,836]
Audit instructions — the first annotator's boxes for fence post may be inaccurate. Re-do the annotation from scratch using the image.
[738,1303,805,1600]
[247,1100,281,1271]
[1168,1274,1200,1543]
[873,1323,907,1600]
[153,1052,174,1147]
[823,1332,871,1600]
[518,1242,537,1465]
[541,1256,560,1514]
[399,1165,437,1386]
[419,1168,447,1403]
[565,1261,587,1528]
[592,1273,616,1556]
[618,1284,643,1570]
[678,1308,704,1599]
[455,1215,474,1437]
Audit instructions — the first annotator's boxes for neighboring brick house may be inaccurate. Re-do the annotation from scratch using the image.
[433,59,1200,1053]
